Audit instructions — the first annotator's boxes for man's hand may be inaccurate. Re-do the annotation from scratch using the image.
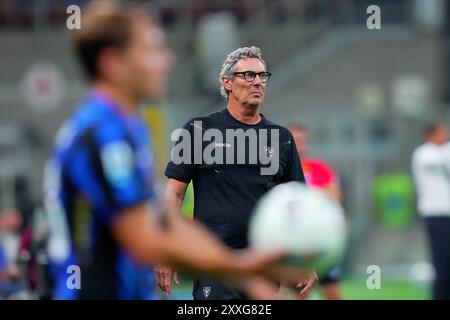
[154,265,180,295]
[296,271,318,298]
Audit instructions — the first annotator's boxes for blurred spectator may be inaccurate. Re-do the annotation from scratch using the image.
[0,175,35,232]
[0,209,23,299]
[412,122,450,300]
[0,173,37,299]
[289,123,343,300]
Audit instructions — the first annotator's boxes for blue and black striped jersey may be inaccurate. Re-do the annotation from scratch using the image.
[44,91,156,300]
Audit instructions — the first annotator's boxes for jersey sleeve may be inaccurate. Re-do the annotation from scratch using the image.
[164,118,196,183]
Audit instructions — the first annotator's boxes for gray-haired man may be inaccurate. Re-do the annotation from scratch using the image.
[156,46,315,299]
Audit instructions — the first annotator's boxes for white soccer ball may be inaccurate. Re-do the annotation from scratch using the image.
[249,182,347,276]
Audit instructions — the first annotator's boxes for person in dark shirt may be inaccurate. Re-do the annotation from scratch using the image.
[158,46,317,300]
[44,1,301,300]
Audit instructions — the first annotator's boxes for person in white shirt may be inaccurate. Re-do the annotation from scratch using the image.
[412,122,450,300]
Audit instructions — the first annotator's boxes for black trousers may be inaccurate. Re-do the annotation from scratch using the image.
[424,216,450,300]
[192,278,247,300]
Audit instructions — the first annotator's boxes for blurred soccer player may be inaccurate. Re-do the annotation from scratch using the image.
[412,122,450,300]
[43,1,297,300]
[289,123,343,300]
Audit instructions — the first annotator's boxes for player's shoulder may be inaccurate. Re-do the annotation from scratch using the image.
[181,109,225,130]
[66,98,130,147]
[262,117,293,139]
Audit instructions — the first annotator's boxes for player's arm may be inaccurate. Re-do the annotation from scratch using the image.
[154,178,188,295]
[111,200,286,281]
[153,118,199,294]
[112,200,306,300]
[165,178,188,217]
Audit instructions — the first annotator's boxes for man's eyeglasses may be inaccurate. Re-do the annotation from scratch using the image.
[233,71,272,83]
